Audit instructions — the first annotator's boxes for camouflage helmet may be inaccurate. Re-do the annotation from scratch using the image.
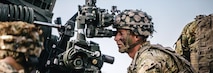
[0,21,44,57]
[114,9,154,37]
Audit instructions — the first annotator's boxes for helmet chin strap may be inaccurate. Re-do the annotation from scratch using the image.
[119,31,144,53]
[119,31,131,53]
[119,39,144,53]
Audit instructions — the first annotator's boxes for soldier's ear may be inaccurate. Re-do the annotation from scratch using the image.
[135,36,141,41]
[135,35,145,41]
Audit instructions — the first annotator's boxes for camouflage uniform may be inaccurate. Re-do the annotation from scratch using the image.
[0,21,43,73]
[128,41,194,73]
[114,9,195,73]
[175,14,213,73]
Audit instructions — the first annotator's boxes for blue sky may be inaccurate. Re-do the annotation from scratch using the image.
[52,0,213,73]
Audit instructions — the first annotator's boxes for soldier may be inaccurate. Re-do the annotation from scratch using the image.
[113,9,195,73]
[175,14,213,73]
[0,21,43,73]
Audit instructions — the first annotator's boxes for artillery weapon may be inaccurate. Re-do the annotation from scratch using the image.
[0,0,119,73]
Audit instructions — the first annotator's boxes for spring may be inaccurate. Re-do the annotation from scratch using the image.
[0,3,34,23]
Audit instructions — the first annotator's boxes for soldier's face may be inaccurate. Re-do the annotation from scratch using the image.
[114,29,134,53]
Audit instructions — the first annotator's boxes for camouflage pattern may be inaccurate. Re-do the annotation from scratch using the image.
[0,21,44,58]
[175,14,213,73]
[128,41,195,73]
[114,9,154,37]
[0,21,43,72]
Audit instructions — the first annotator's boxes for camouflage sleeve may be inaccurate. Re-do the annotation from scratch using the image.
[175,21,197,61]
[137,58,160,73]
[136,49,178,73]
